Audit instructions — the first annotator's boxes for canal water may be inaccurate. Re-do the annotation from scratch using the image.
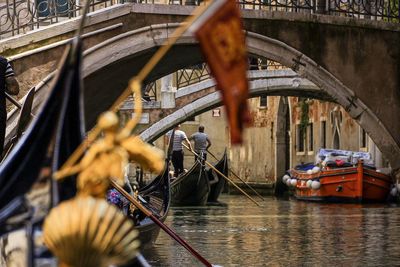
[143,194,400,266]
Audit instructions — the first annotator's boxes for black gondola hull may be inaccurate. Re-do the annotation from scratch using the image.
[136,164,170,249]
[171,161,210,206]
[207,151,228,203]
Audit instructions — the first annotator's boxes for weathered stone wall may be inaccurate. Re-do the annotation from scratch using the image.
[289,97,385,167]
[242,11,400,151]
[125,91,385,185]
[228,97,278,184]
[149,97,280,184]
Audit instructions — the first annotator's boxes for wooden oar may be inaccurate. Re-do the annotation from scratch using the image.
[110,179,213,267]
[6,93,21,109]
[207,150,265,201]
[182,144,260,206]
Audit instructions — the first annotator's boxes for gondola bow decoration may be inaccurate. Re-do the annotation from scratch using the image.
[190,0,252,144]
[44,40,142,267]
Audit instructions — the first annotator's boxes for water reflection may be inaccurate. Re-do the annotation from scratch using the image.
[143,195,400,266]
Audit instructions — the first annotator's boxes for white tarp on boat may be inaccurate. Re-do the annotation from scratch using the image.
[315,148,373,165]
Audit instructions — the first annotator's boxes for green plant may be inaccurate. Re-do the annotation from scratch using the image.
[383,0,399,22]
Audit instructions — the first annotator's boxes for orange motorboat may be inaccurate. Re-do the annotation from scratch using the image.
[286,160,393,203]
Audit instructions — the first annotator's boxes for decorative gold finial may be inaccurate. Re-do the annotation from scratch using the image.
[98,111,119,131]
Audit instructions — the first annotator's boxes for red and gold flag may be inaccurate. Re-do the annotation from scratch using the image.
[190,0,252,144]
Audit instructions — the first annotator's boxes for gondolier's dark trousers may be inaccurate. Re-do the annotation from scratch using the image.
[172,150,184,177]
[194,150,207,162]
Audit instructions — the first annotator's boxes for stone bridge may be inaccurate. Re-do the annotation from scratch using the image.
[132,69,321,142]
[3,3,400,168]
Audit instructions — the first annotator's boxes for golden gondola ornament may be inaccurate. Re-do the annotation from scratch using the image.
[43,196,140,267]
[53,110,165,197]
[44,79,165,267]
[54,79,165,195]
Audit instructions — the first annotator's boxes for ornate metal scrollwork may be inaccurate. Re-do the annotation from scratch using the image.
[238,0,314,12]
[1,0,398,40]
[328,0,399,21]
[0,0,123,39]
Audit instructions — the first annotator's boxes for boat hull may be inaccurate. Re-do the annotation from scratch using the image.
[171,161,210,206]
[137,220,163,250]
[136,164,170,249]
[291,163,392,203]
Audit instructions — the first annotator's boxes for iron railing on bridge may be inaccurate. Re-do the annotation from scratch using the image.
[0,0,126,39]
[174,59,286,91]
[0,0,398,40]
[142,58,285,102]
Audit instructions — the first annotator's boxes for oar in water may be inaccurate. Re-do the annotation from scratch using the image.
[182,144,260,207]
[110,179,213,267]
[207,150,265,201]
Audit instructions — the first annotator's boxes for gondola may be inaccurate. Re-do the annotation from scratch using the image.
[0,38,86,266]
[0,38,150,266]
[134,163,171,249]
[171,160,210,206]
[206,150,228,203]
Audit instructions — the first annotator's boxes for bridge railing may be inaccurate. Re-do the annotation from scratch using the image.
[328,0,400,21]
[0,0,398,40]
[0,0,125,39]
[141,58,286,101]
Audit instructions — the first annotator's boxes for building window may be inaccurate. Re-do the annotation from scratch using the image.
[259,94,268,108]
[296,124,305,152]
[307,123,314,152]
[360,128,368,148]
[321,121,326,148]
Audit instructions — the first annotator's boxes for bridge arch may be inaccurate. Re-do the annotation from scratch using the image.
[84,23,400,169]
[140,76,321,142]
[12,23,400,168]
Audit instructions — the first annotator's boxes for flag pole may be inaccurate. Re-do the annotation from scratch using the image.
[58,2,212,173]
[182,144,260,206]
[207,150,265,201]
[110,179,213,267]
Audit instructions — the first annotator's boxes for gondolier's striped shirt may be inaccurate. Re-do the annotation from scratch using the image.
[5,62,14,78]
[166,130,188,151]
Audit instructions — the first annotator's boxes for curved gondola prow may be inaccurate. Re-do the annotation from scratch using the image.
[130,132,173,249]
[139,161,171,218]
[2,87,36,162]
[213,149,228,172]
[0,38,86,266]
[0,39,84,221]
[207,149,228,203]
[134,162,171,249]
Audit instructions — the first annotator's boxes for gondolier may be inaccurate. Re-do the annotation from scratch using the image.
[0,56,19,158]
[189,125,211,161]
[166,124,193,177]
